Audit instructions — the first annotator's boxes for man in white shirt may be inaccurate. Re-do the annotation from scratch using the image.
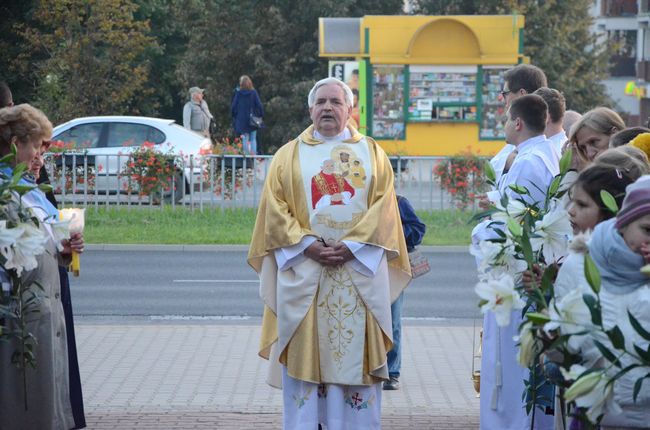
[480,94,558,430]
[534,87,567,159]
[490,64,548,182]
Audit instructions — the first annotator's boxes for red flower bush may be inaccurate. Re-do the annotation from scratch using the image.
[433,148,488,210]
[121,142,177,197]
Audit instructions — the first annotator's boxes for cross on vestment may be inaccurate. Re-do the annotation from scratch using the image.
[352,393,362,405]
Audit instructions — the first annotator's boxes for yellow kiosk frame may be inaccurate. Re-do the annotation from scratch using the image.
[319,15,526,156]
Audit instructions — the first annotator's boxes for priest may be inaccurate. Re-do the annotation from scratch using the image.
[248,77,411,429]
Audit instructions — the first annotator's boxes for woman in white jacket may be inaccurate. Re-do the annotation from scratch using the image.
[550,163,646,429]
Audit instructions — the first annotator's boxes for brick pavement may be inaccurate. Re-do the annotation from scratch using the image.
[77,323,480,429]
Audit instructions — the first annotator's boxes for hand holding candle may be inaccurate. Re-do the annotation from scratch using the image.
[59,208,85,276]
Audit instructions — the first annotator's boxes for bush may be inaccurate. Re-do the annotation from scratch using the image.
[433,149,488,210]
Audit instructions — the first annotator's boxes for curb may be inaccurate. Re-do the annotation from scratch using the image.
[86,244,469,253]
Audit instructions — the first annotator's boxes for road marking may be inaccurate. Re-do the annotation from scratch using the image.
[150,315,252,321]
[172,279,258,283]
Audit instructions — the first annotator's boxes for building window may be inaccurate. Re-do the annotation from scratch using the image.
[602,0,639,16]
[609,30,637,77]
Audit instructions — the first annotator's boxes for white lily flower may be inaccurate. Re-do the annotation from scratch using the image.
[475,272,524,326]
[4,223,47,276]
[0,220,24,266]
[545,288,594,352]
[564,367,621,423]
[531,208,571,264]
[515,321,540,368]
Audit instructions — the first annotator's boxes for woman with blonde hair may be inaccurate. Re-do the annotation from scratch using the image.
[231,75,264,155]
[0,104,80,429]
[568,107,625,171]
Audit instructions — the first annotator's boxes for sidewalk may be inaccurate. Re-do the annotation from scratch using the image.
[77,322,480,429]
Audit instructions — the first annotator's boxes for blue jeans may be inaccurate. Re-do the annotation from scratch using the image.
[387,292,404,378]
[242,131,257,155]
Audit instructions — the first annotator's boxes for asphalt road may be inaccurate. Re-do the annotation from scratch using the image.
[70,248,481,322]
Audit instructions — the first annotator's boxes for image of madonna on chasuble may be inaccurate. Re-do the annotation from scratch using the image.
[247,123,411,393]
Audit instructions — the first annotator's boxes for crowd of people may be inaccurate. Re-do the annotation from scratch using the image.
[2,61,650,430]
[473,64,650,430]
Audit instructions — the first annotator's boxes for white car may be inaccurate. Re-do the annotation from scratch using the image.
[51,116,212,201]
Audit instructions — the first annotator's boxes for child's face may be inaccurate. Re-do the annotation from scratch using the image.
[619,214,650,254]
[567,184,602,235]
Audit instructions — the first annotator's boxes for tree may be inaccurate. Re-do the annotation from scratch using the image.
[175,0,404,153]
[16,0,158,123]
[412,0,613,113]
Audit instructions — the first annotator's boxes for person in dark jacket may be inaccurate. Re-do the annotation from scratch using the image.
[384,195,426,391]
[231,75,264,155]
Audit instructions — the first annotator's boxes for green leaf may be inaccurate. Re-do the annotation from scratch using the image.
[582,294,602,326]
[559,148,573,174]
[37,183,53,193]
[606,326,626,350]
[600,190,619,214]
[634,378,644,402]
[526,312,551,324]
[540,265,558,295]
[12,185,37,194]
[548,176,562,197]
[509,184,530,195]
[594,340,621,368]
[628,311,650,341]
[484,159,496,183]
[584,254,601,294]
[633,344,650,362]
[0,153,14,164]
[478,299,488,308]
[507,218,523,237]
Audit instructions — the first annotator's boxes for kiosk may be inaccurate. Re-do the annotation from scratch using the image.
[320,15,526,156]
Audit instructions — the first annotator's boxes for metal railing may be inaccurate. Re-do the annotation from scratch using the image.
[45,153,485,211]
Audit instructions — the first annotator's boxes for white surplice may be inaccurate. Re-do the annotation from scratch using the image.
[480,134,559,430]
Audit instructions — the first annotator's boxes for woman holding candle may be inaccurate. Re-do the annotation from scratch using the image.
[29,140,87,428]
[0,103,82,429]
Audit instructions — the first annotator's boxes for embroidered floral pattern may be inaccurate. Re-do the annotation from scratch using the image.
[317,266,365,368]
[292,387,313,409]
[344,390,375,411]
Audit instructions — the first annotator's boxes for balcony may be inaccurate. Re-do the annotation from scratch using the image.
[602,0,639,16]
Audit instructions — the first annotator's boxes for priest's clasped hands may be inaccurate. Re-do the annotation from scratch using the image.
[304,237,355,267]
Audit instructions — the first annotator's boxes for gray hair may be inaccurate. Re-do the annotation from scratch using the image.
[308,77,354,108]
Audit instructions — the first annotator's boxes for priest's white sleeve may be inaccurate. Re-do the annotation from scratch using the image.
[274,236,317,271]
[342,240,383,277]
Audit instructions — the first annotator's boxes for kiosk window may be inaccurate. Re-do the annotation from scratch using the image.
[372,65,405,139]
[480,67,509,139]
[408,66,477,122]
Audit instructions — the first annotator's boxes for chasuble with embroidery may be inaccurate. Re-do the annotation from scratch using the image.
[248,125,411,388]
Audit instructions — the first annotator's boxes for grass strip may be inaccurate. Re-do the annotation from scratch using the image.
[85,207,474,246]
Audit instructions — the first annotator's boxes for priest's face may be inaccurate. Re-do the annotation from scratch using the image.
[310,83,351,137]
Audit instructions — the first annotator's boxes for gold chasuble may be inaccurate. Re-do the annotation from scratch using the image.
[248,125,411,388]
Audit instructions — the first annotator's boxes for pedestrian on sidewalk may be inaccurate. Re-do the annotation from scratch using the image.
[231,75,264,155]
[248,77,411,429]
[183,86,213,138]
[383,195,425,391]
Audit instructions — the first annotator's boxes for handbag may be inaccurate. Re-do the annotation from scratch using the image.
[408,247,430,278]
[249,113,263,129]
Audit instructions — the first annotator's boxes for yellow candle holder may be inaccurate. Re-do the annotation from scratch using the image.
[59,208,85,277]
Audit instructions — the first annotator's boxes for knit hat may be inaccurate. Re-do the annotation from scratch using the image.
[616,175,650,229]
[188,86,204,95]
